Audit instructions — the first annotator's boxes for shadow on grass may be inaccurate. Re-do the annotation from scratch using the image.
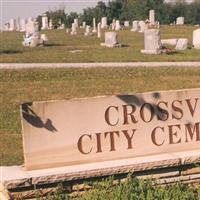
[0,49,23,54]
[44,43,65,47]
[166,51,183,55]
[121,44,129,48]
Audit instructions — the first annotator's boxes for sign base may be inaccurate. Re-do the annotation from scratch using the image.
[1,150,200,199]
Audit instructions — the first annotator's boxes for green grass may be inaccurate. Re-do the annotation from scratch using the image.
[1,67,200,166]
[0,25,200,63]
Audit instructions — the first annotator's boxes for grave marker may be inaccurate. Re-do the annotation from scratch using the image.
[149,10,155,25]
[101,32,121,48]
[131,21,139,32]
[101,17,108,29]
[41,14,48,30]
[193,29,200,49]
[115,20,121,31]
[92,18,97,33]
[141,29,161,54]
[175,38,188,50]
[176,17,184,25]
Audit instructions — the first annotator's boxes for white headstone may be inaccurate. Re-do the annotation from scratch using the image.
[101,32,121,48]
[9,18,17,31]
[16,17,21,31]
[82,21,86,28]
[84,25,92,36]
[131,21,139,32]
[27,17,34,24]
[141,29,161,54]
[149,10,155,25]
[138,21,147,33]
[22,20,41,48]
[71,23,77,35]
[101,17,108,29]
[193,29,200,49]
[25,20,38,35]
[124,21,130,27]
[92,18,97,33]
[41,14,48,30]
[40,34,48,44]
[176,17,184,25]
[97,23,101,38]
[156,21,160,29]
[58,24,65,29]
[175,38,188,50]
[4,22,10,31]
[74,19,79,28]
[161,39,178,46]
[115,20,121,31]
[22,33,41,47]
[111,19,115,30]
[49,19,53,29]
[20,19,26,32]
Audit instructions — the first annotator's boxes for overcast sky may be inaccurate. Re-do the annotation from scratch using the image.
[0,0,193,30]
[1,0,109,30]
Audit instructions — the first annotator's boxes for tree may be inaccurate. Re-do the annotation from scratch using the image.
[65,12,79,28]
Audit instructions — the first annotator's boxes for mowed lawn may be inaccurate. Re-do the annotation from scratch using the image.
[1,67,200,166]
[1,25,200,63]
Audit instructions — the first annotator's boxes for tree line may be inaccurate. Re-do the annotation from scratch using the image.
[37,0,200,29]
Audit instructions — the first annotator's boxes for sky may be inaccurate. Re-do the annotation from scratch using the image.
[1,0,109,30]
[0,0,193,30]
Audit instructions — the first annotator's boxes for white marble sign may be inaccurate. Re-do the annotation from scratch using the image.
[21,89,200,170]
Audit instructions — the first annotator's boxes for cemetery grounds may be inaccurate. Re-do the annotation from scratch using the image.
[1,25,200,63]
[1,25,200,199]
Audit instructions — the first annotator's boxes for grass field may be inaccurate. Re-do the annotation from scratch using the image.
[1,25,200,63]
[1,67,200,166]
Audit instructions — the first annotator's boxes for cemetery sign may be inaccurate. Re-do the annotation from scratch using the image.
[21,88,200,170]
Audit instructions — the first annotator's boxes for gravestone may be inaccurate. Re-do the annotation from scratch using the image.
[16,17,21,31]
[176,17,184,25]
[25,19,38,35]
[71,23,77,35]
[82,21,86,28]
[23,20,41,47]
[161,39,178,46]
[101,32,121,47]
[115,20,121,31]
[40,34,48,44]
[97,22,101,38]
[9,18,17,31]
[92,18,97,33]
[175,38,188,50]
[74,19,79,28]
[139,21,147,32]
[101,17,108,29]
[20,18,26,32]
[156,21,160,29]
[41,14,48,30]
[131,21,139,32]
[49,19,53,29]
[124,21,130,27]
[84,25,92,36]
[149,10,155,25]
[141,29,161,54]
[193,29,200,49]
[58,24,65,29]
[4,22,9,31]
[112,19,116,30]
